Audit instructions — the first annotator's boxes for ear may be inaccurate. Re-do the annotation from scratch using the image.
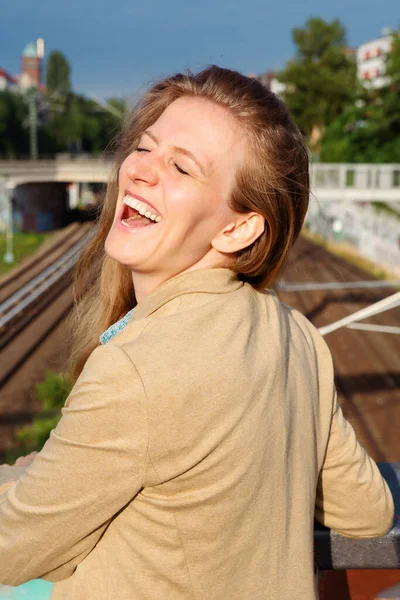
[211,212,265,254]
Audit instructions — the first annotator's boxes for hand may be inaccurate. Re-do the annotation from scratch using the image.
[0,452,38,494]
[0,451,39,469]
[14,451,39,467]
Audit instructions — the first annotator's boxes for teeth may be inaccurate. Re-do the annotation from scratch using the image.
[123,195,160,223]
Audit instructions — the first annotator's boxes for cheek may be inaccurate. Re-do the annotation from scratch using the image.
[118,152,141,186]
[118,159,131,188]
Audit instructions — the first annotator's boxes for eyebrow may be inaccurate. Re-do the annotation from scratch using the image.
[143,130,205,176]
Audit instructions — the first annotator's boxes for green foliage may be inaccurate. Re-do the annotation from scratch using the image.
[0,46,127,157]
[0,91,29,157]
[4,371,72,463]
[0,232,53,276]
[321,32,400,163]
[278,17,357,150]
[386,32,400,84]
[35,370,72,411]
[46,50,71,97]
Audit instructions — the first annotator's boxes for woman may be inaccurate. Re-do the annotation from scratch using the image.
[0,66,394,599]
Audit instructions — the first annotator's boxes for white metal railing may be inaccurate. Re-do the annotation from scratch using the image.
[280,280,400,292]
[311,163,400,191]
[318,290,400,336]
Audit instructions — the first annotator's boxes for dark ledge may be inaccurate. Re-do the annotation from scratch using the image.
[314,463,400,570]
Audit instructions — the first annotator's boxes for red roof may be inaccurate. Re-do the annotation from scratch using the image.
[0,67,17,83]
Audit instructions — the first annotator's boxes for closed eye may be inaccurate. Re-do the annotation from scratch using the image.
[135,147,189,176]
[175,164,189,176]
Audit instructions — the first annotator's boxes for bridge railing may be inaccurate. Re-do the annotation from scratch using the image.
[311,163,400,190]
[1,159,400,193]
[311,164,400,203]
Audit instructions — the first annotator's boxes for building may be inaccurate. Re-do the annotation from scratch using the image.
[258,71,286,96]
[356,28,394,88]
[0,40,45,93]
[0,67,17,91]
[19,40,44,90]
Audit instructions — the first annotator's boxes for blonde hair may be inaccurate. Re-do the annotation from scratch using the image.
[67,65,309,381]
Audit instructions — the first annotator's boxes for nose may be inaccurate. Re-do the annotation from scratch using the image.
[125,152,159,186]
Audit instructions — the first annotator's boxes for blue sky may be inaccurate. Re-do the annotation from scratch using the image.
[1,0,399,101]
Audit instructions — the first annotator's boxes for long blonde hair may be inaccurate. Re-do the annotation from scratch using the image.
[67,65,310,381]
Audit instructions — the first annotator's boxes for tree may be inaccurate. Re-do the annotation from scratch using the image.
[0,91,29,157]
[46,50,71,99]
[321,31,400,163]
[278,18,357,152]
[386,31,400,86]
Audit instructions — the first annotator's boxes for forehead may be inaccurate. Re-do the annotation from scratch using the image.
[149,97,245,173]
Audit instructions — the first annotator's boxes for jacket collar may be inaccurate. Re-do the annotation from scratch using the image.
[131,268,243,321]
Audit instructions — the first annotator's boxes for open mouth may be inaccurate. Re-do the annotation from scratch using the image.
[120,195,161,229]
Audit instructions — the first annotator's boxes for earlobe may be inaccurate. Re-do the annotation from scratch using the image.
[212,213,265,254]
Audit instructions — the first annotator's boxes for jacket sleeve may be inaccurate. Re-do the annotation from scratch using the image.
[315,390,395,538]
[0,344,148,586]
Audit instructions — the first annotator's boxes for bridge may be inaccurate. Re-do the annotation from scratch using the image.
[0,158,400,203]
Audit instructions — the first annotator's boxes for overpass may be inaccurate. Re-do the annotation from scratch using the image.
[0,158,400,203]
[0,157,112,188]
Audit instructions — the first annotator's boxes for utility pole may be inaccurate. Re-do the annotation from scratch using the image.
[2,181,15,265]
[28,88,38,160]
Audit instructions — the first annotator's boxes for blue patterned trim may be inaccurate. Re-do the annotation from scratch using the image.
[99,308,134,345]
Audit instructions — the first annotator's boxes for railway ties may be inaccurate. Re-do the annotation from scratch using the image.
[0,235,88,349]
[277,236,400,464]
[0,222,92,395]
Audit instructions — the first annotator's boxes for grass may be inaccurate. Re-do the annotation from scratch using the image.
[0,231,54,277]
[370,201,400,219]
[301,227,398,282]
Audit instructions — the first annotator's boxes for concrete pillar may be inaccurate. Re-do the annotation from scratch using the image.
[67,182,80,209]
[2,181,15,264]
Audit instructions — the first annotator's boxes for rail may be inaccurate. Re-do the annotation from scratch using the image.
[0,235,89,329]
[311,163,400,202]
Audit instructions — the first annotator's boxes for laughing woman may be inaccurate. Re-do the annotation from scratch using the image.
[0,66,394,600]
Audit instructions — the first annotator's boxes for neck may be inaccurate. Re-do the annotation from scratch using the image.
[132,253,234,304]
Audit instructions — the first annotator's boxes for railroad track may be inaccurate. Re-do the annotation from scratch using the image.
[0,222,86,303]
[0,222,92,392]
[278,236,400,463]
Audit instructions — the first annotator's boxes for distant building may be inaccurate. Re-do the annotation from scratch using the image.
[357,28,394,88]
[258,71,286,97]
[19,41,44,90]
[0,39,45,94]
[0,67,17,91]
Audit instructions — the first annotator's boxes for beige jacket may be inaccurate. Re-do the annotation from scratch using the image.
[0,268,394,599]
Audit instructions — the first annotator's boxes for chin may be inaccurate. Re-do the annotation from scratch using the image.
[105,232,131,265]
[104,231,149,269]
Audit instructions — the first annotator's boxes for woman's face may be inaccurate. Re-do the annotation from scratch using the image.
[105,96,246,281]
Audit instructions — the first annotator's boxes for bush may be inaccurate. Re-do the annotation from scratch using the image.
[4,371,72,463]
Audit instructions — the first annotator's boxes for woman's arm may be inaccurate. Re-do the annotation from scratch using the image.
[0,344,148,586]
[315,390,395,538]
